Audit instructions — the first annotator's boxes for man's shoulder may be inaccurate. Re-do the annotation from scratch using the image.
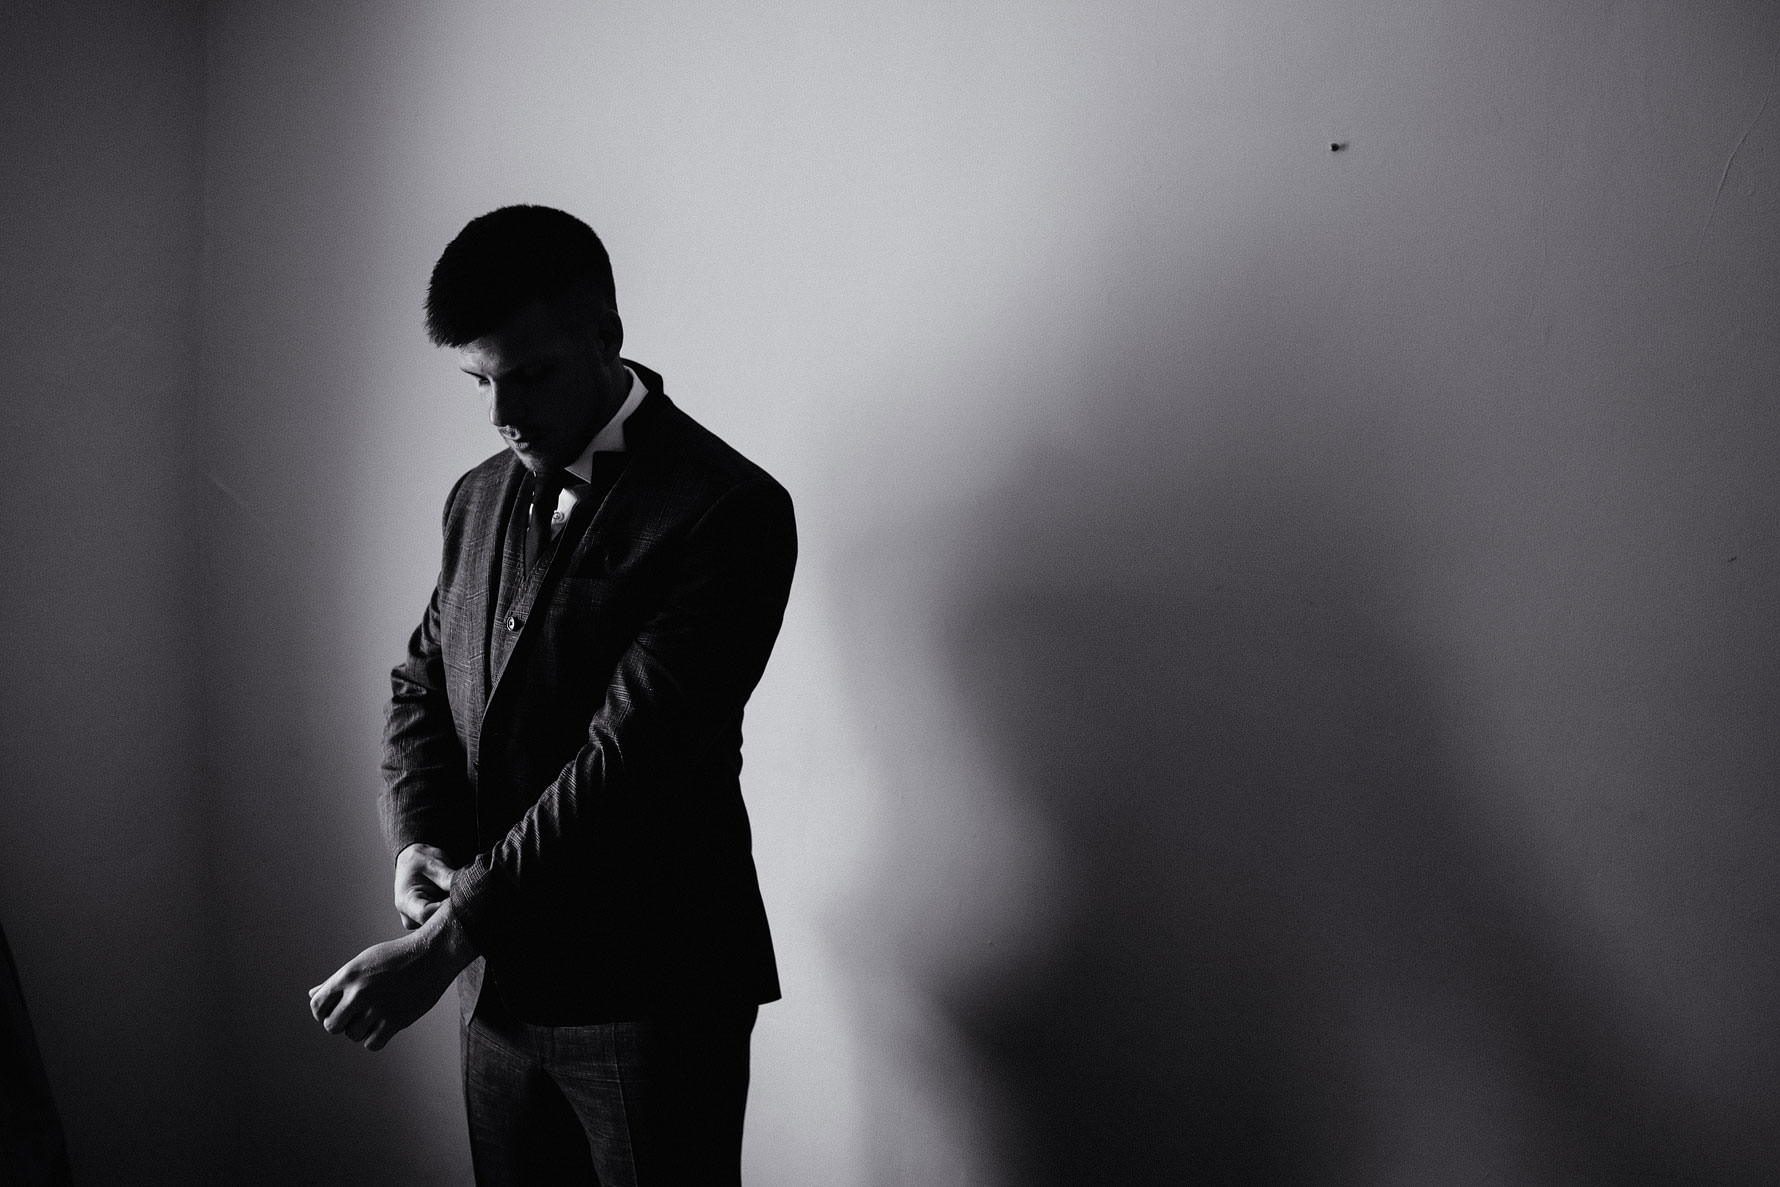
[644,396,780,491]
[625,380,791,521]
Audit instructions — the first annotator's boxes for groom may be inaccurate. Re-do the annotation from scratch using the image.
[309,205,795,1185]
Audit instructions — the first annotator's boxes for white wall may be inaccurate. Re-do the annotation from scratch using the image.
[6,0,1779,1182]
[0,2,224,1182]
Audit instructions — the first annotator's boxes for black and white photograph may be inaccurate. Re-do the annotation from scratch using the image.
[2,2,1777,1183]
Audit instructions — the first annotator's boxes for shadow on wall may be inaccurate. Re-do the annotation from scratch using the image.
[843,242,1761,1185]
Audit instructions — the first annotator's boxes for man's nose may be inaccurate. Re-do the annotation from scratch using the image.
[487,383,524,430]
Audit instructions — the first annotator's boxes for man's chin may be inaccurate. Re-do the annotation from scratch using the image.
[505,443,559,474]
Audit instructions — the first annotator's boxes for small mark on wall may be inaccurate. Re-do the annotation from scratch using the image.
[1330,141,1350,152]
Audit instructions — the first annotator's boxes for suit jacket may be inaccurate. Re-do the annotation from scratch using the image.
[380,361,794,1023]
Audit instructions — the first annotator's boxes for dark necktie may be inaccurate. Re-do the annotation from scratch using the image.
[527,455,626,569]
[525,472,565,570]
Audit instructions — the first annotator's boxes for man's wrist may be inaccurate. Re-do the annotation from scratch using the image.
[420,900,478,975]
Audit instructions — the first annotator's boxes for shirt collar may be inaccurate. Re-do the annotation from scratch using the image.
[564,365,646,483]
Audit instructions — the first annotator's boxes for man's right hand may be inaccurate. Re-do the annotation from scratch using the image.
[393,843,457,930]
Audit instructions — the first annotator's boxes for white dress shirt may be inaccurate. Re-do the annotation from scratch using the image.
[544,364,647,532]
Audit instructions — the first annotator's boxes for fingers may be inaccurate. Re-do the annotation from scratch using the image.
[322,993,383,1045]
[320,993,355,1035]
[344,1011,376,1043]
[309,983,341,1024]
[395,873,450,928]
[419,856,456,893]
[394,894,426,927]
[363,1019,397,1052]
[310,969,357,1033]
[310,975,372,1040]
[395,886,445,928]
[397,844,457,891]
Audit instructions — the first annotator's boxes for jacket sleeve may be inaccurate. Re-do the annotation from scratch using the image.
[446,476,797,959]
[379,472,476,862]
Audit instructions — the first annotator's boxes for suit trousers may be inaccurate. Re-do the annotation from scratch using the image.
[461,990,757,1186]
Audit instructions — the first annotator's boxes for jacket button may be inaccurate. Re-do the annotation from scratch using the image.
[505,615,521,631]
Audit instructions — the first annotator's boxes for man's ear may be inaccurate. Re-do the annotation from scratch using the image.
[596,309,624,362]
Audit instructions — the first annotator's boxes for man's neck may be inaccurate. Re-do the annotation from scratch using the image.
[563,364,647,482]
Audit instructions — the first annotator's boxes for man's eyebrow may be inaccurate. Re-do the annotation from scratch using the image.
[460,352,551,382]
[460,359,518,381]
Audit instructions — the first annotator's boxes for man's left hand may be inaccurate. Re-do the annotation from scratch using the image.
[308,905,476,1051]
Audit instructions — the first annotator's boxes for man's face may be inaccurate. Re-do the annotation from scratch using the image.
[455,298,622,474]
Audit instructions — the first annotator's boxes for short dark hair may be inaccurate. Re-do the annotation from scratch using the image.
[424,205,617,347]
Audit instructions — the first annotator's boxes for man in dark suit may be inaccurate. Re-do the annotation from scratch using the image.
[309,205,795,1185]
